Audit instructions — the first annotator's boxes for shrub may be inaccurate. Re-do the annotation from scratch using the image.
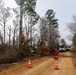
[0,48,26,63]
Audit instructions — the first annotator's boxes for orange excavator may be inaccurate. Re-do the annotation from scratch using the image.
[40,45,51,55]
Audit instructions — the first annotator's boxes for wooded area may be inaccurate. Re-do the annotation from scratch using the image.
[0,0,75,63]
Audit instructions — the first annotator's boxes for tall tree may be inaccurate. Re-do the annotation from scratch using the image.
[0,7,11,44]
[72,33,76,47]
[27,11,39,46]
[45,9,58,28]
[15,0,24,50]
[45,9,59,48]
[0,31,3,45]
[39,18,48,43]
[67,15,76,45]
[7,26,12,46]
[12,19,18,46]
[15,0,38,49]
[61,38,66,46]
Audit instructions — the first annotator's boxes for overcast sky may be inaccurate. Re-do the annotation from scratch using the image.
[4,0,76,44]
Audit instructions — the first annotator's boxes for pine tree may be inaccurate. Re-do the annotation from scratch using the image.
[72,33,76,47]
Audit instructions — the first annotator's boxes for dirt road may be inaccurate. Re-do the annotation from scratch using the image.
[0,52,76,75]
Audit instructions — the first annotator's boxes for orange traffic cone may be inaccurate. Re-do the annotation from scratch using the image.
[54,62,59,70]
[27,59,32,68]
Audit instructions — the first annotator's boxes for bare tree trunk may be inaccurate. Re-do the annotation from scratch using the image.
[19,6,23,50]
[8,26,11,46]
[30,26,32,46]
[0,32,3,45]
[13,29,16,46]
[13,24,16,46]
[4,20,6,44]
[30,16,33,46]
[24,15,29,41]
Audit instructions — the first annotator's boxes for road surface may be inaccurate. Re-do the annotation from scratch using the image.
[0,52,76,75]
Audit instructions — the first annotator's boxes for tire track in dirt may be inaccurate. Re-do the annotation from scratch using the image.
[51,52,76,75]
[0,56,53,75]
[0,52,75,75]
[22,58,54,75]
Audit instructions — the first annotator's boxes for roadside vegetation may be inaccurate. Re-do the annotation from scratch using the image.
[67,15,76,69]
[0,0,70,64]
[71,47,76,69]
[0,0,60,63]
